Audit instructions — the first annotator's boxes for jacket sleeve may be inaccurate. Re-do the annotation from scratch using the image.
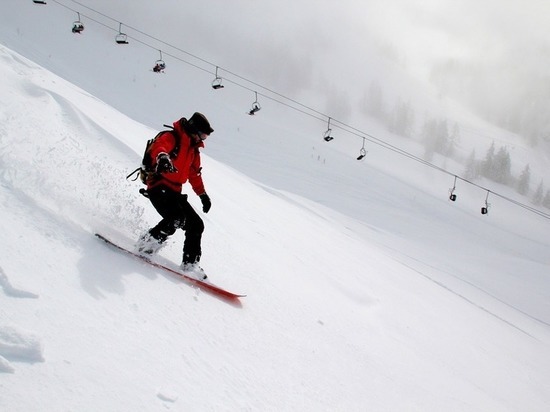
[188,151,206,196]
[149,132,178,169]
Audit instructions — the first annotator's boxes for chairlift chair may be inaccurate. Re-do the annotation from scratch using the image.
[153,60,166,73]
[33,0,47,4]
[72,22,84,33]
[357,141,367,160]
[449,176,458,201]
[481,191,491,214]
[248,92,261,115]
[115,33,128,44]
[212,77,224,89]
[323,117,334,142]
[248,102,261,115]
[152,51,166,73]
[211,66,224,89]
[72,13,84,34]
[115,23,128,44]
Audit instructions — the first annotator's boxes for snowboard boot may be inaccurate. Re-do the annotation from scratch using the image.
[180,261,207,281]
[135,231,166,256]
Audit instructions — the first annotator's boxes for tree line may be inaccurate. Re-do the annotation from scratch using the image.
[362,80,550,209]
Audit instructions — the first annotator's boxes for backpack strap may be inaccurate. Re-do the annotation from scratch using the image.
[126,167,141,181]
[160,124,181,160]
[169,129,181,160]
[125,123,181,184]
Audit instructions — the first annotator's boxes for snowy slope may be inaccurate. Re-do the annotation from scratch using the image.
[1,1,550,411]
[1,40,550,412]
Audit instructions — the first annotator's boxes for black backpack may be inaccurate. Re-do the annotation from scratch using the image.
[127,125,181,184]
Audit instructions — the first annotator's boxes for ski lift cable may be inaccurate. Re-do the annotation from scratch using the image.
[50,1,328,121]
[47,0,550,222]
[49,1,548,176]
[53,1,357,128]
[61,0,215,67]
[58,0,328,119]
[50,2,213,74]
[51,2,330,121]
[50,1,127,38]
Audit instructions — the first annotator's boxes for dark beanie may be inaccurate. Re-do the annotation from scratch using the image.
[188,112,214,134]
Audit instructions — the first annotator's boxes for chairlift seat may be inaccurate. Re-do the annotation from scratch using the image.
[248,103,261,115]
[72,22,84,34]
[212,77,224,89]
[153,60,166,73]
[115,33,128,44]
[323,128,334,142]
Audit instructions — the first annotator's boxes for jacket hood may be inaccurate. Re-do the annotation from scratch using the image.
[173,118,204,148]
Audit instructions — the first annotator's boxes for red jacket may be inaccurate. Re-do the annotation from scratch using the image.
[146,120,206,195]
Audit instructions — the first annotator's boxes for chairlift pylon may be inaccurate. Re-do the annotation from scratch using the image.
[115,23,128,44]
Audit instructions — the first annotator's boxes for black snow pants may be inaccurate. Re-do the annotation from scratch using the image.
[146,185,204,264]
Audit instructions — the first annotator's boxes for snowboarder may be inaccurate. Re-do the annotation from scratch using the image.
[136,112,214,280]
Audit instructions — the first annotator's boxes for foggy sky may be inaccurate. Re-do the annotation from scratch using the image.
[90,0,550,83]
[88,0,550,131]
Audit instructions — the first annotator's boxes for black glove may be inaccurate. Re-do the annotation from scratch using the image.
[156,153,176,173]
[199,193,211,213]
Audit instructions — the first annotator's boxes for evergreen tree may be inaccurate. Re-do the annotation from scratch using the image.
[533,180,544,205]
[516,164,531,195]
[543,190,550,209]
[493,146,512,184]
[388,98,414,138]
[481,142,496,179]
[422,117,454,159]
[464,149,479,180]
[447,122,460,157]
